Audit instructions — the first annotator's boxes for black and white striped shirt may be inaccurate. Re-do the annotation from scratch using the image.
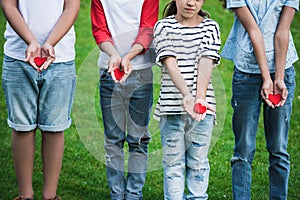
[153,15,221,120]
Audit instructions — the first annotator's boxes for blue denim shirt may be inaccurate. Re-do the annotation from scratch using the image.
[221,0,299,74]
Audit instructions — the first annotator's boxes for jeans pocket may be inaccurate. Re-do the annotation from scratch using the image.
[138,68,153,84]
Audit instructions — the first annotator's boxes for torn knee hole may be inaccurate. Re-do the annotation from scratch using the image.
[231,156,248,163]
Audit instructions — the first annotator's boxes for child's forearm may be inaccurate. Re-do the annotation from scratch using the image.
[234,7,271,81]
[124,43,144,61]
[1,0,37,45]
[274,6,295,81]
[99,41,119,58]
[195,57,214,100]
[45,0,80,47]
[162,57,191,98]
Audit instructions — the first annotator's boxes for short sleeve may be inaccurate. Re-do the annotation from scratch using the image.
[153,21,177,66]
[200,21,221,65]
[284,0,299,11]
[226,0,247,9]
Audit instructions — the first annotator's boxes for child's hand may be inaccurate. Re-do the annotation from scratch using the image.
[273,79,288,107]
[108,55,122,82]
[24,41,41,71]
[193,99,215,122]
[39,42,56,71]
[119,56,132,84]
[261,78,275,108]
[182,94,195,118]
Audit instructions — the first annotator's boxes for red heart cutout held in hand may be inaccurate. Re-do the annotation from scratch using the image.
[194,103,207,114]
[34,57,47,67]
[114,67,125,80]
[268,93,281,105]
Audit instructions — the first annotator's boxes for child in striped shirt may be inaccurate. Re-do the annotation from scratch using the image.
[153,0,221,199]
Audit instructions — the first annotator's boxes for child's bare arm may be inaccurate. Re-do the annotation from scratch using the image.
[163,57,191,98]
[162,57,195,118]
[1,0,38,45]
[44,0,80,47]
[234,6,274,107]
[274,6,296,106]
[1,0,41,70]
[195,57,214,101]
[194,57,215,121]
[235,7,270,80]
[40,0,80,70]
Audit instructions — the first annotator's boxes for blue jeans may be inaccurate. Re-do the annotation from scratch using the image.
[231,67,295,200]
[99,68,153,200]
[2,55,76,132]
[160,114,214,200]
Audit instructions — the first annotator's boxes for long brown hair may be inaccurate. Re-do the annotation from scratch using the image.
[163,1,210,18]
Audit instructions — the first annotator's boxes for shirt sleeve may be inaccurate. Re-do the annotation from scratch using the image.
[200,20,221,65]
[133,0,159,52]
[90,0,113,45]
[153,21,177,66]
[284,0,299,11]
[226,0,247,9]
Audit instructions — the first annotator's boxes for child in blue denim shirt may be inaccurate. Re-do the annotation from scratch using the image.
[153,0,221,199]
[220,0,299,199]
[1,0,80,199]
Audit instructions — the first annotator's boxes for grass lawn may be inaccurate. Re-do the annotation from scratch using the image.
[0,1,300,199]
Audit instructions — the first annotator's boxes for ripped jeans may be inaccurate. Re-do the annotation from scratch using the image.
[231,67,295,200]
[100,68,153,200]
[160,114,214,200]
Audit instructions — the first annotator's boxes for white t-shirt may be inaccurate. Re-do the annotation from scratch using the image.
[4,0,76,63]
[96,0,155,70]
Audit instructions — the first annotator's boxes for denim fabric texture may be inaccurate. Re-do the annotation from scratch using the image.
[231,67,295,200]
[99,68,153,200]
[159,114,214,200]
[221,0,299,74]
[2,55,76,132]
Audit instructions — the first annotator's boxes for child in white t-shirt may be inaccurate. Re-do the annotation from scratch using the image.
[1,0,80,199]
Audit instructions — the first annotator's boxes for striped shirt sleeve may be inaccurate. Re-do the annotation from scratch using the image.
[200,20,221,65]
[153,21,177,66]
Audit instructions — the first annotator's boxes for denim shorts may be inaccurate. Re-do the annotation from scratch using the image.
[2,55,76,132]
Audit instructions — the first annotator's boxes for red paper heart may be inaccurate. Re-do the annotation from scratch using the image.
[34,57,47,67]
[114,67,125,80]
[268,93,281,105]
[194,103,207,114]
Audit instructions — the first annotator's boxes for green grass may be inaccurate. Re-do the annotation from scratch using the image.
[0,0,300,199]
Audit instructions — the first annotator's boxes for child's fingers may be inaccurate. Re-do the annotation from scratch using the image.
[39,57,55,71]
[110,70,119,83]
[194,112,205,122]
[108,63,118,73]
[261,90,275,108]
[278,91,288,107]
[206,104,216,113]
